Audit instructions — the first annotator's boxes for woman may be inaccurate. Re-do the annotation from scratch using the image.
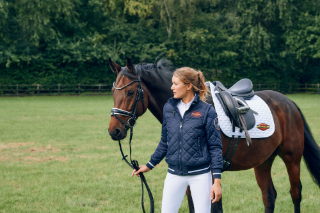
[132,67,223,212]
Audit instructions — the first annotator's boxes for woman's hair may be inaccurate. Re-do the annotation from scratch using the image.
[173,67,210,101]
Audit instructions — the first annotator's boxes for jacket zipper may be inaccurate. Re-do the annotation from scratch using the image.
[171,100,197,175]
[173,107,183,175]
[179,120,182,174]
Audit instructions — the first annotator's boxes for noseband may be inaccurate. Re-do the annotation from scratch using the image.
[111,75,154,213]
[111,76,146,129]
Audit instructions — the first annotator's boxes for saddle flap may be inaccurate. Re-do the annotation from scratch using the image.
[217,91,256,131]
[218,91,241,127]
[236,97,255,130]
[242,109,255,130]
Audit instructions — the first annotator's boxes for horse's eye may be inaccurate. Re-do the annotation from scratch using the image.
[127,90,134,97]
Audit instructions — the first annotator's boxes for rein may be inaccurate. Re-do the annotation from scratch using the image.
[111,76,154,213]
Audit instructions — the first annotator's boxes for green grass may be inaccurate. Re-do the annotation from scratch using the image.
[0,94,319,212]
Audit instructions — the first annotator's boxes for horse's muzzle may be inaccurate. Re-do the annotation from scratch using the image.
[108,127,127,140]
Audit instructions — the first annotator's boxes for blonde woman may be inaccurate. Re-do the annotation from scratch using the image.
[132,67,222,213]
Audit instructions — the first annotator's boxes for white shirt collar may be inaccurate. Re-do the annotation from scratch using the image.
[177,95,196,118]
[180,95,195,107]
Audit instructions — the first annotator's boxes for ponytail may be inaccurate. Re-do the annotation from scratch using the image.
[196,71,210,101]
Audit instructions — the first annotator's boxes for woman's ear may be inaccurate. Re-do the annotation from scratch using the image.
[187,83,194,91]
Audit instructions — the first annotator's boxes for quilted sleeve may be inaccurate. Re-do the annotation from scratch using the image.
[146,105,168,170]
[205,105,223,179]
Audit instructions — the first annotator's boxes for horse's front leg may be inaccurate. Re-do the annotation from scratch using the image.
[211,177,223,213]
[186,184,223,213]
[211,195,223,213]
[186,186,195,213]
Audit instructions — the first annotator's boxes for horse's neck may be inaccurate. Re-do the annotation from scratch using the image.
[142,76,172,124]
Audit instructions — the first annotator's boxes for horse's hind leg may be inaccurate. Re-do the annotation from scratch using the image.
[279,133,303,213]
[281,157,302,213]
[254,155,277,213]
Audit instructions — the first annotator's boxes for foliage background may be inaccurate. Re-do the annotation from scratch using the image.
[1,0,320,85]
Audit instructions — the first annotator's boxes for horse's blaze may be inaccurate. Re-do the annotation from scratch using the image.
[257,123,270,131]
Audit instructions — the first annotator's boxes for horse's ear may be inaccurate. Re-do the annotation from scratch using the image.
[126,57,136,75]
[109,58,121,74]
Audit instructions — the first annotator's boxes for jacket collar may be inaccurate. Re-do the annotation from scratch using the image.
[168,92,200,107]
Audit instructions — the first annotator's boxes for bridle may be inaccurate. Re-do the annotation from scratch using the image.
[111,76,146,129]
[111,74,154,213]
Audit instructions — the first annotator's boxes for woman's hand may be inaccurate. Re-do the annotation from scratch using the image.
[211,178,222,203]
[131,165,151,177]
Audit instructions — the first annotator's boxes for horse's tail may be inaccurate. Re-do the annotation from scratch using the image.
[293,102,320,187]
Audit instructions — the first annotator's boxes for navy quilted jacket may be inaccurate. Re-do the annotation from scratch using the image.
[146,93,223,179]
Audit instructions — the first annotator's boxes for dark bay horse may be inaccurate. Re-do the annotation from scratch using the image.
[108,57,320,213]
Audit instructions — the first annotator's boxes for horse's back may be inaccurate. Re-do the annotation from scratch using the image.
[255,90,304,156]
[255,90,297,110]
[255,90,302,125]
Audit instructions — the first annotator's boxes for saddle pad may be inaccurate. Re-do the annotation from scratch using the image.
[208,82,275,138]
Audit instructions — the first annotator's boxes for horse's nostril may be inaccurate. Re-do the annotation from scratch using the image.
[108,128,125,140]
[114,129,121,137]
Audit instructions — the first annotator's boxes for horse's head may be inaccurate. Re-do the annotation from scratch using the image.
[108,57,149,141]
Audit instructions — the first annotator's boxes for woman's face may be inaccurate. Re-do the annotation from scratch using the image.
[171,75,189,99]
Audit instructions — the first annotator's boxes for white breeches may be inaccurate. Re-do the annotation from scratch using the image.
[161,172,212,213]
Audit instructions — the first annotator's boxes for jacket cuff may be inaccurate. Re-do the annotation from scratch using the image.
[146,161,156,170]
[212,169,222,179]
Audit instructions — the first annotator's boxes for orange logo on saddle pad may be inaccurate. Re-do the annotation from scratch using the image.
[257,123,270,131]
[191,111,202,118]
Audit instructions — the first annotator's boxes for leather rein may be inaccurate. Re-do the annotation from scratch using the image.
[111,76,154,213]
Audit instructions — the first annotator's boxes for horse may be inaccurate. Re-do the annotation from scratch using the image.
[107,57,320,213]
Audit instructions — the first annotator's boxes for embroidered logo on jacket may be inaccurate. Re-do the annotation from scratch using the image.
[257,123,270,131]
[191,111,202,118]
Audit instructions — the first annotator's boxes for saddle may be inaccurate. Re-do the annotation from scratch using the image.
[209,79,257,146]
[214,78,254,100]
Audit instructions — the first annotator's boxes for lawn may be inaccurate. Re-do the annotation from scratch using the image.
[0,94,319,212]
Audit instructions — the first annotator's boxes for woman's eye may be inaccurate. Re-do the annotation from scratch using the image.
[127,90,134,97]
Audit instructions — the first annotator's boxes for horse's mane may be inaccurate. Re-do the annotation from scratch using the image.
[122,58,175,82]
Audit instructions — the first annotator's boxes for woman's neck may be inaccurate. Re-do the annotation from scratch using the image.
[181,92,195,104]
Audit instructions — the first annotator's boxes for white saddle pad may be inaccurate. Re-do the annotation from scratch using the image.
[208,82,275,138]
